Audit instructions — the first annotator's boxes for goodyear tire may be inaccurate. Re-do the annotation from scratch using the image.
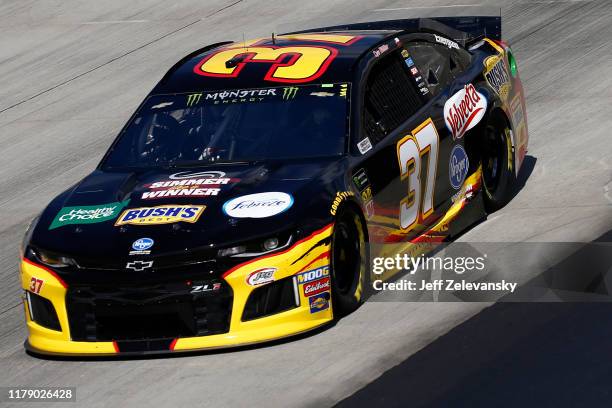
[482,116,516,213]
[330,208,367,316]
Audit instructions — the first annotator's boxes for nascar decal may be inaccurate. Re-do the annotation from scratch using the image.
[223,192,293,218]
[114,205,205,226]
[247,268,276,286]
[444,84,487,140]
[449,144,469,190]
[142,171,233,199]
[49,200,129,230]
[303,277,330,297]
[484,55,511,101]
[297,265,330,285]
[309,292,330,313]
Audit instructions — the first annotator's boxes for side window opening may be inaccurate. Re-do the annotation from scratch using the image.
[362,52,424,144]
[404,39,472,96]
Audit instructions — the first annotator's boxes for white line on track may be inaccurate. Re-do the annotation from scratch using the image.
[81,20,149,24]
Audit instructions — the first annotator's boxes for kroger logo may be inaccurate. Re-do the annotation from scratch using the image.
[449,144,469,190]
[132,238,154,251]
[223,192,293,218]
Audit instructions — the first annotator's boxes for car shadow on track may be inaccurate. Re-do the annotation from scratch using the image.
[335,229,612,408]
[511,154,537,201]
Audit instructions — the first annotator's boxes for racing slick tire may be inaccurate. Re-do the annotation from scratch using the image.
[481,114,516,213]
[330,207,368,316]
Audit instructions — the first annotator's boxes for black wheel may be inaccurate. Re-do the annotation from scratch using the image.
[481,117,516,213]
[330,208,367,316]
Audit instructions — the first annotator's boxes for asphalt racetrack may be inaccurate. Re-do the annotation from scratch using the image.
[1,0,611,407]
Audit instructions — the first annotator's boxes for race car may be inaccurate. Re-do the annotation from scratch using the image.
[19,16,528,356]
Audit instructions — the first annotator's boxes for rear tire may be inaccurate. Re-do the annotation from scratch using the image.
[330,208,367,316]
[482,117,516,213]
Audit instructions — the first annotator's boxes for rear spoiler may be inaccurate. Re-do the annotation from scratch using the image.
[283,16,501,47]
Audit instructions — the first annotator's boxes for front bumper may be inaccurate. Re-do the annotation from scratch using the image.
[21,224,333,356]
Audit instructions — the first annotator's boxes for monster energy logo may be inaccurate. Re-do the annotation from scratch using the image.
[186,93,202,107]
[282,87,298,100]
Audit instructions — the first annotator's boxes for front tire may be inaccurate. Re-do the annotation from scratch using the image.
[330,208,367,316]
[482,117,516,213]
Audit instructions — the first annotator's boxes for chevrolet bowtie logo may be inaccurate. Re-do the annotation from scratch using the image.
[126,260,153,271]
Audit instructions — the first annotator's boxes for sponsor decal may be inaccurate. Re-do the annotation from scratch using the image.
[130,237,154,255]
[223,192,293,218]
[49,200,129,230]
[372,43,389,57]
[357,137,373,154]
[126,260,153,271]
[115,205,205,226]
[283,87,298,100]
[330,191,355,216]
[361,186,373,202]
[434,34,459,49]
[309,292,330,313]
[365,200,375,219]
[247,268,276,286]
[297,265,330,285]
[303,277,330,297]
[142,171,232,199]
[401,49,409,58]
[169,171,227,180]
[29,277,44,294]
[484,56,511,101]
[339,83,348,98]
[510,94,524,128]
[151,102,173,109]
[310,92,335,97]
[449,144,469,190]
[444,84,487,140]
[187,89,278,107]
[352,168,370,191]
[410,67,419,76]
[405,57,415,67]
[190,281,222,293]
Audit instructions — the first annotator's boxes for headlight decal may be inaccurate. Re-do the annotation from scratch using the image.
[221,223,333,279]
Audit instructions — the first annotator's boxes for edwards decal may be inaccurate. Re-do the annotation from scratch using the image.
[444,84,487,140]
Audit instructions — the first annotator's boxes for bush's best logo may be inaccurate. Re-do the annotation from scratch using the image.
[49,200,129,230]
[223,192,293,218]
[246,268,276,286]
[114,205,205,226]
[297,265,330,285]
[444,84,487,140]
[142,171,232,199]
[303,277,330,297]
[484,56,511,101]
[449,144,469,190]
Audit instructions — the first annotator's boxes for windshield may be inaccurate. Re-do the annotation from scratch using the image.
[101,83,349,169]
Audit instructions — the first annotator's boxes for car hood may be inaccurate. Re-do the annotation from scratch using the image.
[31,158,345,259]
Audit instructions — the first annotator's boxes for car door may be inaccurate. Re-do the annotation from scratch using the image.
[352,37,470,243]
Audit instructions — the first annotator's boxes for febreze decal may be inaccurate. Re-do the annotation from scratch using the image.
[444,84,487,140]
[223,192,293,218]
[114,205,205,226]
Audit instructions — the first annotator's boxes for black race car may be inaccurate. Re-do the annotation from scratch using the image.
[19,16,528,356]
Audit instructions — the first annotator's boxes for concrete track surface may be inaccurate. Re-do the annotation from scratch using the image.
[0,0,611,407]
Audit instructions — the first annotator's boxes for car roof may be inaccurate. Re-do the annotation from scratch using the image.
[151,30,398,94]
